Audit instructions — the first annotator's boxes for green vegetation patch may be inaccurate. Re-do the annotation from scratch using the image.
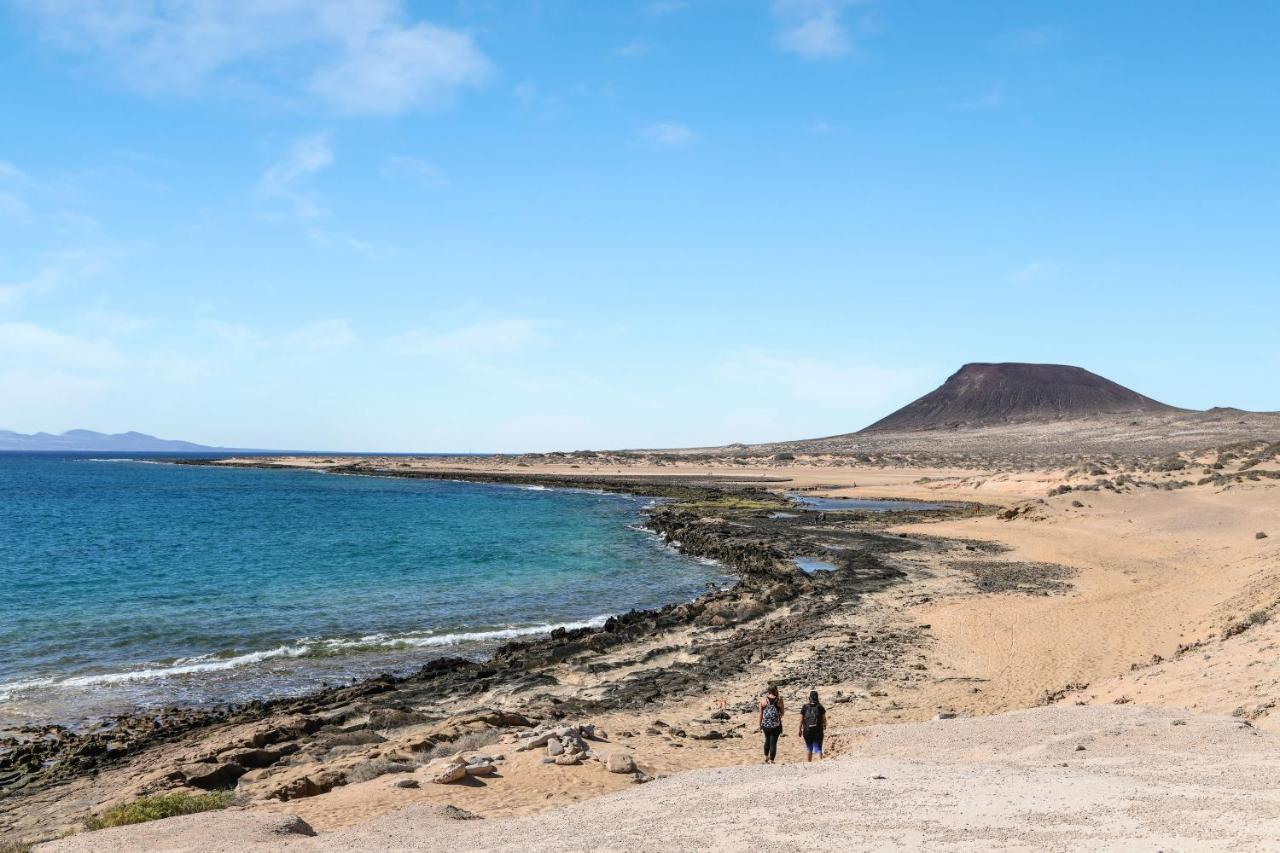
[672,494,786,514]
[84,791,233,831]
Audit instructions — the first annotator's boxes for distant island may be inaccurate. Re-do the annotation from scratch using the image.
[0,429,225,452]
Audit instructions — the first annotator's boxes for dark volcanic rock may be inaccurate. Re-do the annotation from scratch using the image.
[861,363,1182,432]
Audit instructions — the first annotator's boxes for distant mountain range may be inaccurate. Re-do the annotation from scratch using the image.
[0,430,224,452]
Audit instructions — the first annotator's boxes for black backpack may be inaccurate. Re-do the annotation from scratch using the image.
[803,703,823,730]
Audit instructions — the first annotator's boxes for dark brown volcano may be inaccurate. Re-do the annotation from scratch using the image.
[861,363,1182,432]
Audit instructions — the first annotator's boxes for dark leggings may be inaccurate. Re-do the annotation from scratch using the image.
[762,726,782,760]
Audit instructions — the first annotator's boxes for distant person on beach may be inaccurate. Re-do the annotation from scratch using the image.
[798,690,826,761]
[759,685,784,764]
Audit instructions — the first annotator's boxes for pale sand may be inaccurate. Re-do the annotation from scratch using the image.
[39,705,1280,852]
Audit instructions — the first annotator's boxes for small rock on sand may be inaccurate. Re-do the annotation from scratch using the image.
[606,753,635,774]
[431,764,467,785]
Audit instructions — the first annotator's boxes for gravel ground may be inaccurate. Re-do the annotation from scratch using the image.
[39,705,1280,852]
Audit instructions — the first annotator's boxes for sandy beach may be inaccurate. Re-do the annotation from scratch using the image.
[6,430,1279,850]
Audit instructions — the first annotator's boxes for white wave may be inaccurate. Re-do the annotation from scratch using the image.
[0,616,613,697]
[79,458,169,464]
[0,676,56,701]
[518,485,550,491]
[357,614,611,648]
[56,644,312,688]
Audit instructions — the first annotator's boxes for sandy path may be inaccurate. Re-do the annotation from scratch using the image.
[42,705,1280,852]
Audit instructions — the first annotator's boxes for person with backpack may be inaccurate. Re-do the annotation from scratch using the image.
[798,690,826,761]
[759,685,785,763]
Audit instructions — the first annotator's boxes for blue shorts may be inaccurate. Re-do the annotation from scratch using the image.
[803,728,823,754]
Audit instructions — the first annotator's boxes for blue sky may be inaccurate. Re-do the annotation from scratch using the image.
[1,1,1277,452]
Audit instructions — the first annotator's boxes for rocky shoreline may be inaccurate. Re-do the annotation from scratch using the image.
[0,460,980,840]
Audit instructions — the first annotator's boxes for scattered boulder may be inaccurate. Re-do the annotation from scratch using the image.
[431,763,467,785]
[389,777,419,789]
[606,752,635,774]
[554,753,581,766]
[1258,532,1269,540]
[170,761,247,790]
[465,763,497,776]
[546,737,564,756]
[219,747,284,769]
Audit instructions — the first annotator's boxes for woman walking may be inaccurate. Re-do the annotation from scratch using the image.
[798,690,826,761]
[759,685,784,764]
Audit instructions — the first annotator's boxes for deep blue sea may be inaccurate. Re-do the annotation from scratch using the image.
[0,454,726,727]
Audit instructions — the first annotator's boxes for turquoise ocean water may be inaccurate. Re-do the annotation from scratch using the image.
[0,454,726,726]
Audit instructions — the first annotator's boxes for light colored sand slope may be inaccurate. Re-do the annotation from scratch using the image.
[38,706,1280,852]
[903,478,1280,720]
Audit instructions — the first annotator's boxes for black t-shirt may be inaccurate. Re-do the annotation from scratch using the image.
[801,702,825,730]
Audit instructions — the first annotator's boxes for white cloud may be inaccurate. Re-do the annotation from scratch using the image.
[0,322,124,371]
[1005,27,1059,54]
[614,39,652,59]
[288,318,356,351]
[79,307,153,335]
[1011,261,1049,283]
[18,0,491,116]
[385,155,446,186]
[257,133,333,219]
[951,84,1006,111]
[310,21,491,115]
[391,319,541,357]
[0,368,112,417]
[773,0,864,62]
[0,251,113,309]
[0,160,36,220]
[639,121,697,148]
[717,350,932,417]
[199,320,264,357]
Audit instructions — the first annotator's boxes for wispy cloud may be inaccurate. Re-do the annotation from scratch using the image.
[288,318,356,351]
[951,84,1007,111]
[0,161,27,181]
[391,319,542,357]
[614,39,653,59]
[1004,27,1060,54]
[199,320,264,358]
[719,350,929,406]
[1011,261,1049,283]
[0,321,124,371]
[18,0,492,116]
[773,0,867,62]
[0,250,113,309]
[0,160,31,218]
[385,156,446,187]
[310,20,492,115]
[639,121,697,148]
[257,133,334,220]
